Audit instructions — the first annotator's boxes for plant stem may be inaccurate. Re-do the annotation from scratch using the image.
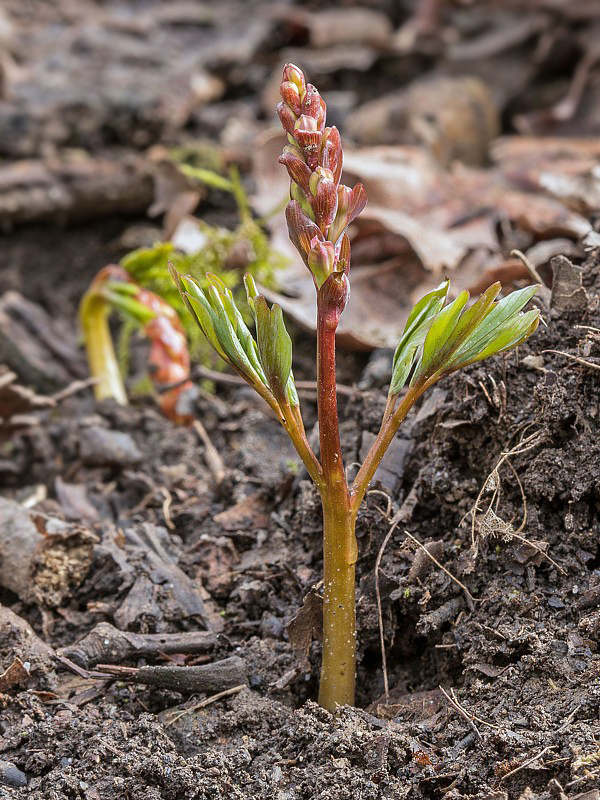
[316,303,357,709]
[281,401,324,490]
[80,296,128,405]
[350,381,429,514]
[318,493,356,709]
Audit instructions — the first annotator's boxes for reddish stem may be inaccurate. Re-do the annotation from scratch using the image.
[316,294,356,709]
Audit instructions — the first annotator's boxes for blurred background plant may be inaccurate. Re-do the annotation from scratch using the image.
[80,151,288,414]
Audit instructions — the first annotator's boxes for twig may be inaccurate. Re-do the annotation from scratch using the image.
[439,686,481,739]
[440,686,503,739]
[510,249,545,286]
[554,703,581,735]
[160,487,175,530]
[505,461,527,534]
[374,513,402,704]
[52,377,99,402]
[510,531,566,575]
[469,429,544,549]
[95,657,247,694]
[163,684,246,727]
[543,350,600,371]
[193,419,227,484]
[368,489,393,521]
[58,623,217,669]
[403,530,477,606]
[574,325,600,334]
[500,745,555,782]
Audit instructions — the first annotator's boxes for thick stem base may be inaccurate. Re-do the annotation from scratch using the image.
[318,497,357,710]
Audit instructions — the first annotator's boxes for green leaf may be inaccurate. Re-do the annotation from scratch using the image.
[102,290,157,326]
[443,282,501,353]
[215,280,266,382]
[178,164,235,192]
[449,285,540,368]
[255,297,293,400]
[121,243,175,279]
[286,372,300,407]
[456,309,540,367]
[244,273,259,320]
[177,276,228,362]
[205,285,265,384]
[389,281,449,396]
[418,290,470,378]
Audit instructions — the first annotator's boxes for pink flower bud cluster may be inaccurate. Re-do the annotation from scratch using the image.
[277,64,367,293]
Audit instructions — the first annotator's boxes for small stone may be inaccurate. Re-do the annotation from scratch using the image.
[521,355,545,370]
[79,426,142,467]
[358,348,394,390]
[0,759,27,788]
[360,431,413,493]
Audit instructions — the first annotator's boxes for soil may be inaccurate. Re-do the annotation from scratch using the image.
[1,2,599,799]
[0,238,597,800]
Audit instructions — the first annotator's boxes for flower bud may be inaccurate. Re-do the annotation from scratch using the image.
[282,63,306,95]
[280,80,302,116]
[295,114,317,133]
[293,116,322,169]
[318,271,350,329]
[277,102,297,136]
[285,200,324,265]
[309,166,334,196]
[308,238,335,288]
[290,182,314,220]
[336,233,351,275]
[319,127,342,185]
[279,149,311,195]
[327,183,367,244]
[302,84,325,130]
[309,167,337,233]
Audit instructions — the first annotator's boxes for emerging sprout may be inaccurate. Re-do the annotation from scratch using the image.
[174,64,540,709]
[80,266,193,425]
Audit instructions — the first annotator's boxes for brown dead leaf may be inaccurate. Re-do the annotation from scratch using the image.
[372,688,444,721]
[147,151,202,239]
[0,657,29,691]
[356,208,468,274]
[348,76,499,167]
[55,477,99,523]
[0,367,54,419]
[287,589,323,672]
[512,540,550,567]
[252,113,592,351]
[274,7,392,49]
[464,259,530,296]
[470,662,508,678]
[193,537,239,597]
[214,493,271,532]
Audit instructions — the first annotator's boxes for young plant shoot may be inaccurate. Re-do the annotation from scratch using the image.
[80,265,193,425]
[173,64,540,709]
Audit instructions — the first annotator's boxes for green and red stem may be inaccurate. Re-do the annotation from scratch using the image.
[315,293,356,710]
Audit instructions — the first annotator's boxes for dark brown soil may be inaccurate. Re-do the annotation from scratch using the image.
[0,239,597,799]
[1,1,600,799]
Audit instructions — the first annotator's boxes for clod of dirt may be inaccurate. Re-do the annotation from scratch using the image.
[551,255,589,315]
[0,606,55,684]
[0,498,94,607]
